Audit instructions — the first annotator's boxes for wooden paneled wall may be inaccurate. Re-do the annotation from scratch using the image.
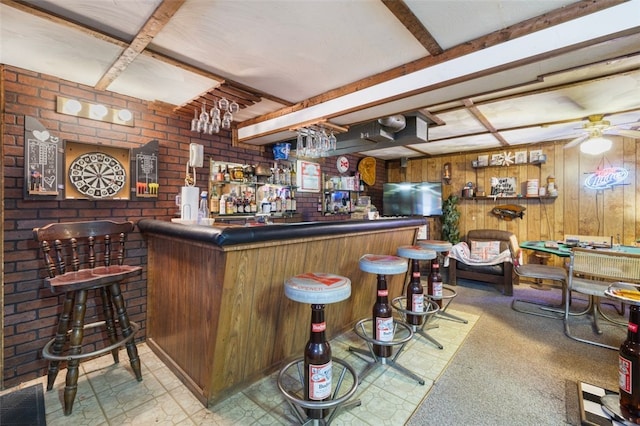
[388,138,639,266]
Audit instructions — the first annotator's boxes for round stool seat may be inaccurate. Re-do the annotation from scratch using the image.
[418,240,452,253]
[397,245,437,261]
[284,272,351,304]
[359,254,408,275]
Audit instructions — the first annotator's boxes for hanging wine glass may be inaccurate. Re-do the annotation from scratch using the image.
[229,101,240,114]
[328,131,337,151]
[191,108,199,132]
[218,97,229,111]
[210,104,221,120]
[211,117,220,134]
[222,111,232,129]
[297,130,306,157]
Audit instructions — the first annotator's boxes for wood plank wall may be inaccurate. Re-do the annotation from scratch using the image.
[387,138,639,267]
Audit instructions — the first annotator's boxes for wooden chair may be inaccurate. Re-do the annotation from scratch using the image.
[564,248,640,350]
[33,220,143,415]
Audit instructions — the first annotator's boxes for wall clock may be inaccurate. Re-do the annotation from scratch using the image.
[69,151,127,198]
[336,156,349,173]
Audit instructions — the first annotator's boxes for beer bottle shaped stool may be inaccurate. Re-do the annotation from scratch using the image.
[392,245,443,349]
[348,254,425,385]
[419,240,468,324]
[277,273,360,425]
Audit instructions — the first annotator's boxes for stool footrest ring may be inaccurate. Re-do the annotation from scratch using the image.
[42,320,140,362]
[277,357,360,425]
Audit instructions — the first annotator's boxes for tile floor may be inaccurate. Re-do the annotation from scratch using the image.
[4,310,478,425]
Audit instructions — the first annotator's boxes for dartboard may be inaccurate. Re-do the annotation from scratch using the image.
[69,152,126,198]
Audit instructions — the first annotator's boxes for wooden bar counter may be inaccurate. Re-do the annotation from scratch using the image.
[137,217,426,406]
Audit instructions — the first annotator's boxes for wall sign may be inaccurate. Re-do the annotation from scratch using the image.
[131,139,159,198]
[584,167,628,190]
[490,176,517,196]
[24,116,64,200]
[296,160,321,192]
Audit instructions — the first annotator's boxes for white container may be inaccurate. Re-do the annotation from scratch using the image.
[180,186,200,221]
[526,179,539,197]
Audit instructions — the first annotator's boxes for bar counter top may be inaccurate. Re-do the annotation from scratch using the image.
[137,216,427,247]
[138,216,426,406]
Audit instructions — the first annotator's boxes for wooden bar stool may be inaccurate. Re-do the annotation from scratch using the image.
[348,254,425,385]
[393,245,443,349]
[419,240,468,324]
[33,220,143,415]
[277,272,360,425]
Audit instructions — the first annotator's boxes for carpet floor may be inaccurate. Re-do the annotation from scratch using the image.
[0,383,47,426]
[407,278,623,425]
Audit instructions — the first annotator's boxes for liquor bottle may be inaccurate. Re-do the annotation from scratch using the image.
[223,165,230,182]
[209,187,219,214]
[304,304,332,419]
[620,305,640,419]
[428,259,443,308]
[372,274,393,358]
[219,194,226,215]
[291,190,297,212]
[406,257,424,326]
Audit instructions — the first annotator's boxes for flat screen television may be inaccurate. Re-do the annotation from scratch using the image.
[382,182,443,216]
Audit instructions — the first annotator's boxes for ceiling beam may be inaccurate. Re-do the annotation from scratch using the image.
[238,0,627,129]
[381,0,443,56]
[462,99,510,146]
[94,0,187,91]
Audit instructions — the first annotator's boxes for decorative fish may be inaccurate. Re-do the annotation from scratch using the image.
[491,204,526,221]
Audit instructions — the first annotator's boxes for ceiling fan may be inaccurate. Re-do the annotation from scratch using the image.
[563,114,640,150]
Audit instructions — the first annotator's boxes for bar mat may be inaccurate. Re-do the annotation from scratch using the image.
[578,381,625,426]
[0,383,46,425]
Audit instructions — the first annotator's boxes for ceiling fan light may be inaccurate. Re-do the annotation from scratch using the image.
[580,137,612,155]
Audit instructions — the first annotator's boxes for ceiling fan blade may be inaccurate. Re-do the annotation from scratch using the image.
[605,129,640,138]
[564,134,588,149]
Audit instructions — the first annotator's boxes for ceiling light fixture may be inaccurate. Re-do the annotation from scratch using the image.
[580,137,612,155]
[56,96,134,126]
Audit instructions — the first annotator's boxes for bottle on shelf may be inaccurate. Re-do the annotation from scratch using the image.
[219,194,227,215]
[620,305,640,419]
[304,304,332,419]
[372,274,394,358]
[406,258,424,326]
[427,258,443,308]
[223,165,230,182]
[215,165,223,182]
[197,191,209,224]
[209,187,219,214]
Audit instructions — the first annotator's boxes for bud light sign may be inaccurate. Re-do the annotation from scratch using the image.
[584,167,628,190]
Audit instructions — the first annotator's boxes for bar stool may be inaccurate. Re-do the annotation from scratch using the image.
[33,220,143,415]
[277,272,360,425]
[419,240,468,324]
[392,245,443,349]
[348,254,425,385]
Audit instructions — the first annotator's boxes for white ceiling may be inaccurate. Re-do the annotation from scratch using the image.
[1,0,640,160]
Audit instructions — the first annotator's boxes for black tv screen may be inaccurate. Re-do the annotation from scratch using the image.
[383,182,443,216]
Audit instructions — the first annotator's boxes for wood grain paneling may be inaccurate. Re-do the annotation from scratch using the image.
[145,225,418,406]
[388,137,639,268]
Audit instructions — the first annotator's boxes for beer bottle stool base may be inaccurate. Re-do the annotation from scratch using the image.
[395,245,443,348]
[601,394,637,424]
[418,240,468,324]
[349,318,426,385]
[281,273,360,424]
[348,254,425,385]
[391,296,442,349]
[277,357,361,425]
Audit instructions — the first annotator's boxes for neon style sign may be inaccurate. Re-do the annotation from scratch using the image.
[584,167,628,189]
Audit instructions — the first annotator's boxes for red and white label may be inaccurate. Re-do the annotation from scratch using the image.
[377,289,388,297]
[312,322,326,333]
[433,281,443,298]
[308,361,332,400]
[620,355,632,394]
[412,272,420,278]
[375,316,394,342]
[411,293,424,312]
[629,322,638,333]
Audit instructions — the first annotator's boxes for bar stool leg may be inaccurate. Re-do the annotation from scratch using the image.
[100,287,120,364]
[47,291,75,391]
[109,283,142,381]
[64,289,88,415]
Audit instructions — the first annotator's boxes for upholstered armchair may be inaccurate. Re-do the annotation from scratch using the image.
[447,229,520,295]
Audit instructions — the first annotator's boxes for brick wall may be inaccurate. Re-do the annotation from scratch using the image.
[2,65,383,388]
